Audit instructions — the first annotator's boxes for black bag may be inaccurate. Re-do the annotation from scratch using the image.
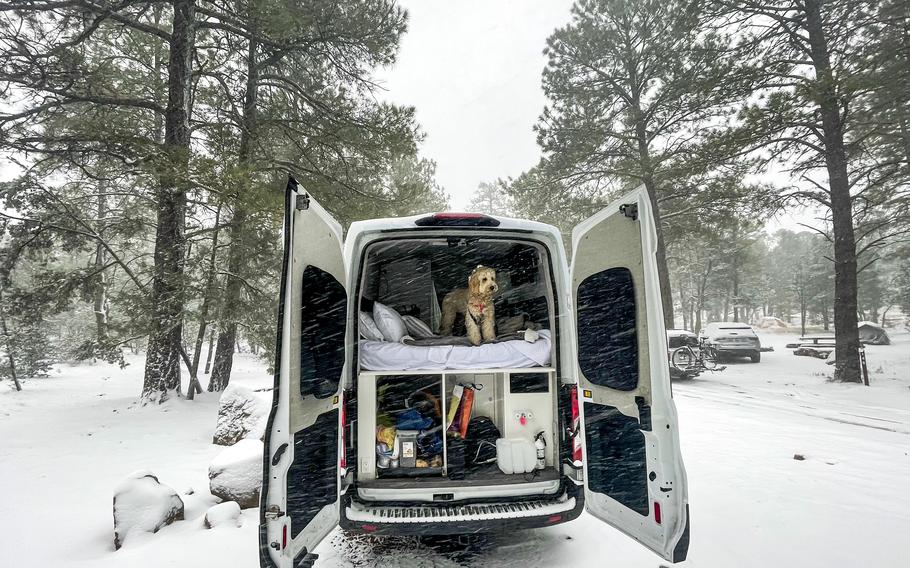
[464,416,501,468]
[446,433,466,480]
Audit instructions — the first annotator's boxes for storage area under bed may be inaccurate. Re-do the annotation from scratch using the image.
[357,368,560,497]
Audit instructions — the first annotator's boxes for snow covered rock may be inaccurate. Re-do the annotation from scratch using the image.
[209,438,263,509]
[213,384,271,446]
[204,501,242,529]
[113,470,184,550]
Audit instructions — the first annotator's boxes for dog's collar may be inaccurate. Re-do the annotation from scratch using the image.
[470,301,486,311]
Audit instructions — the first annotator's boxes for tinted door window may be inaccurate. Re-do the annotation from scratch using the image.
[300,265,346,399]
[576,267,638,391]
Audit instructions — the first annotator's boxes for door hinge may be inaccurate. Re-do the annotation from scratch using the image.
[296,193,310,211]
[619,203,638,220]
[264,504,285,520]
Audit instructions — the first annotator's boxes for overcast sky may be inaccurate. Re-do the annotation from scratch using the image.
[378,0,575,210]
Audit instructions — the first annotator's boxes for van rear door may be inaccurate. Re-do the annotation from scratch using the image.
[260,178,347,568]
[571,187,690,563]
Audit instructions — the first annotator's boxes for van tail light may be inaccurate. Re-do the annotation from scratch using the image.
[654,501,662,524]
[339,393,346,470]
[570,385,583,463]
[282,524,288,549]
[414,212,501,227]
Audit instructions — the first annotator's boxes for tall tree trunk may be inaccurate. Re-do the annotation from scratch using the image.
[93,185,109,343]
[204,328,216,374]
[209,210,246,392]
[191,203,222,377]
[0,302,22,392]
[210,32,259,392]
[694,260,710,333]
[800,300,808,337]
[635,136,674,328]
[142,0,196,402]
[681,294,689,330]
[805,0,861,382]
[732,246,740,322]
[628,75,674,329]
[805,0,862,383]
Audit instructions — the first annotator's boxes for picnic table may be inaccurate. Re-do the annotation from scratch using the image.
[786,335,835,358]
[785,335,871,385]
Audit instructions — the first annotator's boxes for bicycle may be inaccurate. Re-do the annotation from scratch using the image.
[671,340,725,375]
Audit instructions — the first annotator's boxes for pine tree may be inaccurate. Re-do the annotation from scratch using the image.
[467,182,513,216]
[518,0,748,327]
[716,0,887,382]
[204,0,437,391]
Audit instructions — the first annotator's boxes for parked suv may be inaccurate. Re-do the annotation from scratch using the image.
[699,322,762,362]
[259,178,690,567]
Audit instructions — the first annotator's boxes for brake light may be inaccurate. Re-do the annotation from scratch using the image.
[282,524,287,548]
[570,385,582,463]
[414,212,501,227]
[654,501,662,524]
[546,514,563,524]
[339,393,346,470]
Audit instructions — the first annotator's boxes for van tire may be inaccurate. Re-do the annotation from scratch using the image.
[750,352,761,363]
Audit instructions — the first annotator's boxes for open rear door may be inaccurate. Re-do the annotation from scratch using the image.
[571,187,690,562]
[260,177,347,568]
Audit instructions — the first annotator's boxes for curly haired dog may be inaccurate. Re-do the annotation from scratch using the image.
[439,265,498,346]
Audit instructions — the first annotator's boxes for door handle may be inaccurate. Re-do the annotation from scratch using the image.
[271,443,289,466]
[635,396,651,431]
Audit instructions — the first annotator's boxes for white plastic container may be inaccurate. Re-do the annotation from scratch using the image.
[496,438,537,474]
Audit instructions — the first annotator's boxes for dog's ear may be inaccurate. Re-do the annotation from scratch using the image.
[468,271,481,294]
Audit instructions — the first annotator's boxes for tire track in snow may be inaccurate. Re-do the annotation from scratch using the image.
[673,383,910,435]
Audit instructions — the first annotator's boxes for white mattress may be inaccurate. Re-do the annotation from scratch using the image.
[359,330,552,371]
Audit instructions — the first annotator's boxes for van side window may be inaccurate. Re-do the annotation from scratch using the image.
[576,267,638,391]
[300,265,346,399]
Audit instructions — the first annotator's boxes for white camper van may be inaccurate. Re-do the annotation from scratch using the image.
[259,178,690,567]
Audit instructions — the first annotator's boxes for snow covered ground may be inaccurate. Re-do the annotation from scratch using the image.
[2,331,909,567]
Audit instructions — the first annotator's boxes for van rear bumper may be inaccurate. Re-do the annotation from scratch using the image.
[340,480,584,535]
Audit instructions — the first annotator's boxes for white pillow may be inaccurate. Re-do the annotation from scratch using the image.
[373,302,408,343]
[402,315,437,339]
[359,311,385,342]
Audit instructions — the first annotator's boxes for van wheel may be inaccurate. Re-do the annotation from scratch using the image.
[750,352,761,363]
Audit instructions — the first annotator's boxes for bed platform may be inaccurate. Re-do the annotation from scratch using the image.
[358,330,552,371]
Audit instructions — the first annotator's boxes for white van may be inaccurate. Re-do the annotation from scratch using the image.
[259,178,690,567]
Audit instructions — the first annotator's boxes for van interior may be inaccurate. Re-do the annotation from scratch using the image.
[353,237,565,500]
[361,238,552,333]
